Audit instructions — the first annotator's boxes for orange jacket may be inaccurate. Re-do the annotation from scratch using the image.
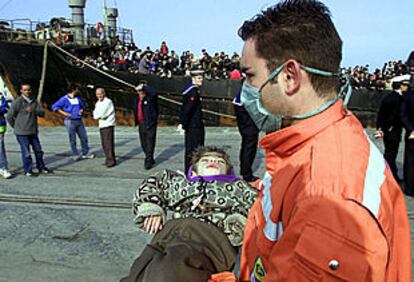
[239,101,411,281]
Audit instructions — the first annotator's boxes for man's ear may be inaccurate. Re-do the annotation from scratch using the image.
[282,60,302,96]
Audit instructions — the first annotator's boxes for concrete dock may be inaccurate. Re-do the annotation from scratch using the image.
[0,126,412,281]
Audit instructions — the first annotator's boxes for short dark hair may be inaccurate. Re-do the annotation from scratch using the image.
[20,82,31,89]
[238,0,342,98]
[392,82,401,90]
[191,146,231,174]
[68,83,79,93]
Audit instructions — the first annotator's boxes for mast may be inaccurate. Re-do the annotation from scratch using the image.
[68,0,86,45]
[103,0,118,44]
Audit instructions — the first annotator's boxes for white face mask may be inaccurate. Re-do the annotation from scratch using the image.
[241,62,351,133]
[195,153,227,176]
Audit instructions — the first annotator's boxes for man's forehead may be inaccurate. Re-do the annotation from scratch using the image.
[240,38,259,70]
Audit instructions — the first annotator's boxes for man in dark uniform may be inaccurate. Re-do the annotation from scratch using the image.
[178,70,205,172]
[233,91,259,182]
[134,83,158,170]
[375,75,407,181]
[400,74,414,196]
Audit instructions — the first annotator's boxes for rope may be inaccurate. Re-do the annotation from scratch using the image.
[47,40,236,120]
[37,40,49,103]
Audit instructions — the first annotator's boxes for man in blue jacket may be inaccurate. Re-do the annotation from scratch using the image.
[133,83,158,169]
[52,84,94,161]
[0,91,11,178]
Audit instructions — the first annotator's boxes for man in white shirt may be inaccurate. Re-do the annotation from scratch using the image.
[93,88,116,167]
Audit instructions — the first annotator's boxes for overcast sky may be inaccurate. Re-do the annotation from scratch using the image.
[1,0,413,70]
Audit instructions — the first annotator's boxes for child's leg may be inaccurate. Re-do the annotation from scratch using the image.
[122,218,237,282]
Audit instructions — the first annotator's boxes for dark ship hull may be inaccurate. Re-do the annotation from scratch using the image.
[0,40,241,126]
[0,40,385,127]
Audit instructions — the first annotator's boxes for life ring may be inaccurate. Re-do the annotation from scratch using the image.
[95,22,104,37]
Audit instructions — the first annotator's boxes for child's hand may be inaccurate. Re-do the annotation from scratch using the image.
[143,215,163,234]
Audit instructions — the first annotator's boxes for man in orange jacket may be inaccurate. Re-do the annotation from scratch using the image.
[216,0,412,281]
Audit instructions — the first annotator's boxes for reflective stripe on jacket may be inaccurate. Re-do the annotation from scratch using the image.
[240,101,411,282]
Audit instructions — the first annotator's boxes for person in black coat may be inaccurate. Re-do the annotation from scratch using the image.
[400,74,414,196]
[134,83,158,169]
[375,76,405,181]
[178,71,205,172]
[233,91,259,182]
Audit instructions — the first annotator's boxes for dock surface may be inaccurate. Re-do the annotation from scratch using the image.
[0,126,412,281]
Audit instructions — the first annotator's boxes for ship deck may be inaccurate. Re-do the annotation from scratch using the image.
[0,126,412,281]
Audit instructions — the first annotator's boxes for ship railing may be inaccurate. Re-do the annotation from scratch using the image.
[116,27,134,45]
[0,18,134,46]
[0,18,49,43]
[85,23,134,46]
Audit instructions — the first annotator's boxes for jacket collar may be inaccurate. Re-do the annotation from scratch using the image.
[21,95,33,104]
[66,94,77,100]
[186,166,240,182]
[260,100,346,156]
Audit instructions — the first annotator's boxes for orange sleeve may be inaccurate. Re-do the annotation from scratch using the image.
[263,197,389,281]
[208,272,238,282]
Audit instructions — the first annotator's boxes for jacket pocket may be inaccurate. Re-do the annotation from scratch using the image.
[288,222,370,281]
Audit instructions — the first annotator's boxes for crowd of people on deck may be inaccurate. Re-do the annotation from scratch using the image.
[342,60,412,91]
[73,40,242,81]
[70,38,413,93]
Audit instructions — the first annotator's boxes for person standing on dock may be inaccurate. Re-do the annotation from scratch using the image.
[178,70,205,173]
[7,83,51,176]
[375,74,409,182]
[400,74,414,196]
[0,91,11,179]
[52,84,95,161]
[93,88,116,168]
[232,90,259,183]
[134,82,158,170]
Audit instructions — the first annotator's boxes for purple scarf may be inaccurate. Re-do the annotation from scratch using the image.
[186,166,240,182]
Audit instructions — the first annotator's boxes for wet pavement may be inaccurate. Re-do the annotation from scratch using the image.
[0,126,412,281]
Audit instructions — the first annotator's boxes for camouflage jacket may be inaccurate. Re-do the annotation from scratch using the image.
[132,169,258,246]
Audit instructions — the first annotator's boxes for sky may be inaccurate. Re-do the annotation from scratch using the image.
[1,0,413,70]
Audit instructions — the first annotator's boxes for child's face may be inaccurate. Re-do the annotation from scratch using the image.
[195,153,228,176]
